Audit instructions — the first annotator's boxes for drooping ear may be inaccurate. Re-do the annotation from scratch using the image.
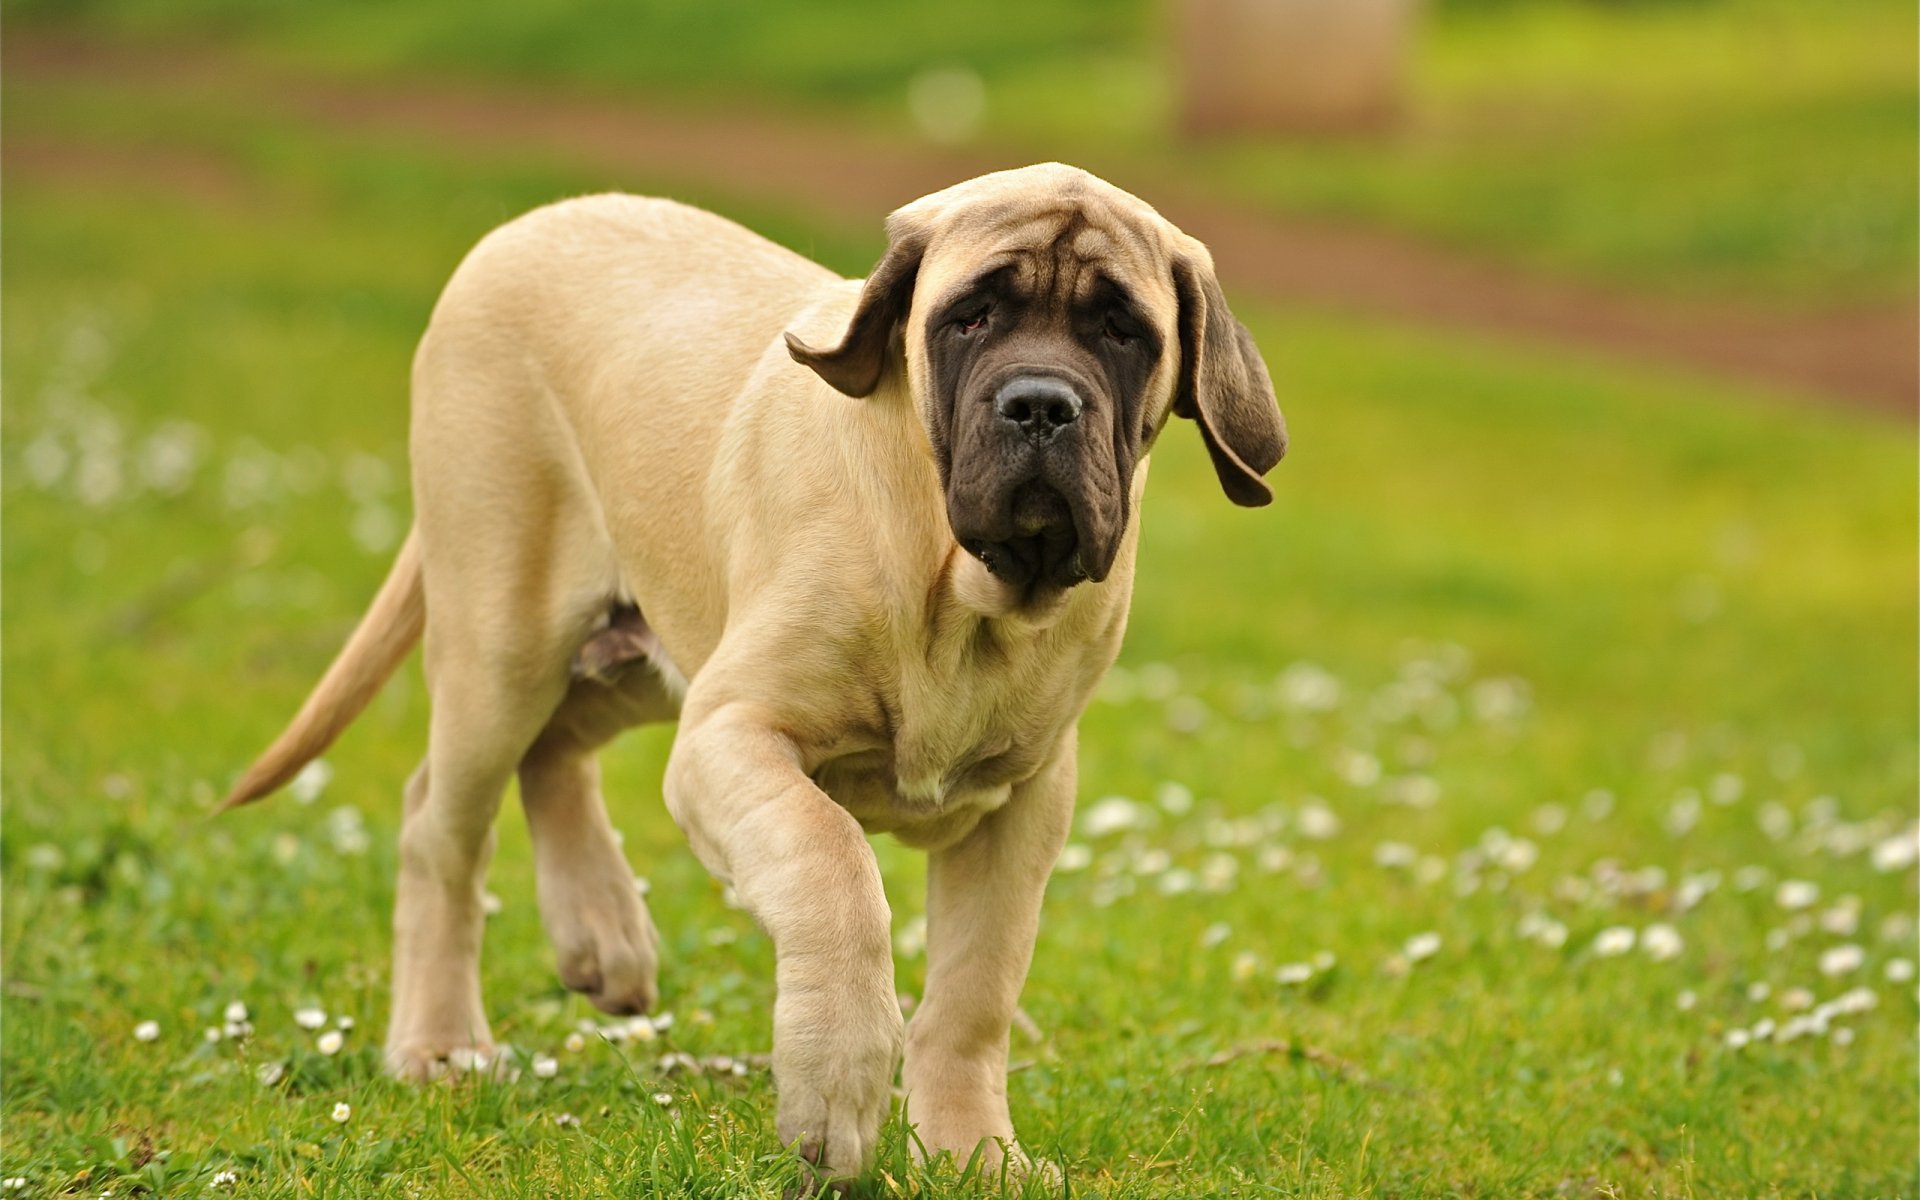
[1171,252,1288,506]
[784,226,930,398]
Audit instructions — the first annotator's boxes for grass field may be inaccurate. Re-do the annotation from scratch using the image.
[10,0,1916,306]
[4,45,1918,1200]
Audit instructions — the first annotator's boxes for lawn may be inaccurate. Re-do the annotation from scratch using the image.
[8,0,1916,305]
[3,61,1917,1200]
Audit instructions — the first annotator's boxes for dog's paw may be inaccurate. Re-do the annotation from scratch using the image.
[540,870,661,1016]
[777,1076,891,1183]
[383,1038,509,1083]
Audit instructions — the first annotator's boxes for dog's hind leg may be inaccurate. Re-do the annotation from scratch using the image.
[519,636,680,1016]
[385,622,571,1079]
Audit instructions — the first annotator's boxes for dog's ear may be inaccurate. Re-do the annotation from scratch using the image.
[785,225,929,398]
[1171,252,1287,506]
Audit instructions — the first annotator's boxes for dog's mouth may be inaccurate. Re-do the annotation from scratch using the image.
[958,480,1088,593]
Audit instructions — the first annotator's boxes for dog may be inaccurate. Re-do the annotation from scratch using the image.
[225,162,1285,1180]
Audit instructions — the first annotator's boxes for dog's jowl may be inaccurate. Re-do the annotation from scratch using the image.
[226,163,1285,1180]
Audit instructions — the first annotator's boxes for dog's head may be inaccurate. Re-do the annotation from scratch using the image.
[786,163,1285,605]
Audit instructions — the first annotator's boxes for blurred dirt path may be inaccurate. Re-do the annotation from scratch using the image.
[10,35,1914,416]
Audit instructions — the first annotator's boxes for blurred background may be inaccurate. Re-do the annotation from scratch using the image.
[2,1,1915,1195]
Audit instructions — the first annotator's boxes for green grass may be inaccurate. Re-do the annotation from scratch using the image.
[3,71,1917,1198]
[9,0,1916,305]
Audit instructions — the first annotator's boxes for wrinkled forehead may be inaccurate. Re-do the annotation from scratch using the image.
[911,187,1180,317]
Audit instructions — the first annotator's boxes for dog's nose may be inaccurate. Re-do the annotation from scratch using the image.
[995,376,1083,441]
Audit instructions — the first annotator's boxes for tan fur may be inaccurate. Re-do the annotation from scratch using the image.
[226,164,1280,1182]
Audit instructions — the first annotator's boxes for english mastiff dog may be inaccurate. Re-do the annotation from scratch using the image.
[227,162,1285,1180]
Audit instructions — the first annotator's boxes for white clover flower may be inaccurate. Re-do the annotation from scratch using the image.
[1591,926,1636,958]
[1157,868,1197,896]
[204,1027,222,1044]
[1883,958,1914,983]
[1774,880,1819,910]
[289,759,332,805]
[1403,932,1441,963]
[1818,944,1866,977]
[331,1102,351,1123]
[133,1020,160,1043]
[1155,781,1194,816]
[1296,801,1341,839]
[1373,841,1416,869]
[1081,796,1147,838]
[1872,828,1918,872]
[1724,1028,1751,1049]
[1641,924,1684,962]
[1053,844,1093,872]
[1274,963,1313,985]
[294,1008,328,1031]
[651,1092,674,1107]
[224,1001,249,1024]
[317,1030,345,1056]
[531,1054,559,1079]
[563,1032,586,1053]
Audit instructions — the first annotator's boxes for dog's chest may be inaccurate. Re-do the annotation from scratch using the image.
[811,641,1080,846]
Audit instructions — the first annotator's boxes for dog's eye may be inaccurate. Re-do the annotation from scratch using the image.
[1104,314,1139,345]
[957,310,989,336]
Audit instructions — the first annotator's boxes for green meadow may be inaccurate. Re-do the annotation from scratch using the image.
[3,4,1915,1197]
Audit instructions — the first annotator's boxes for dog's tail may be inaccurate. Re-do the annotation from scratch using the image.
[221,528,425,810]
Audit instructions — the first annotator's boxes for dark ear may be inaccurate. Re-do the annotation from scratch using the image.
[1171,254,1287,506]
[784,229,928,398]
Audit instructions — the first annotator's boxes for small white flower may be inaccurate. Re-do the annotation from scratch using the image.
[256,1062,286,1087]
[331,1102,351,1123]
[1675,990,1697,1012]
[210,1170,238,1189]
[531,1054,559,1079]
[553,1112,580,1127]
[1592,926,1636,957]
[1746,981,1771,1003]
[133,1020,160,1043]
[480,892,504,916]
[1296,801,1340,839]
[1819,900,1861,937]
[1750,1017,1776,1040]
[1274,962,1313,985]
[1053,844,1093,872]
[1155,782,1194,816]
[316,1030,345,1056]
[626,1016,658,1042]
[1081,796,1148,838]
[1774,880,1819,911]
[1157,868,1197,895]
[294,1007,328,1031]
[1403,932,1441,962]
[1724,1027,1751,1049]
[336,1016,355,1030]
[1373,841,1416,869]
[290,759,332,804]
[1832,1025,1856,1046]
[4,1177,28,1190]
[563,1032,586,1053]
[204,1027,222,1044]
[224,1001,249,1024]
[1883,958,1914,983]
[1818,944,1866,977]
[651,1091,674,1107]
[1200,922,1232,949]
[1780,987,1815,1011]
[1641,924,1683,962]
[1231,952,1259,981]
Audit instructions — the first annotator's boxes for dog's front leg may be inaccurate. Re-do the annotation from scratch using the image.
[665,702,901,1181]
[902,732,1075,1174]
